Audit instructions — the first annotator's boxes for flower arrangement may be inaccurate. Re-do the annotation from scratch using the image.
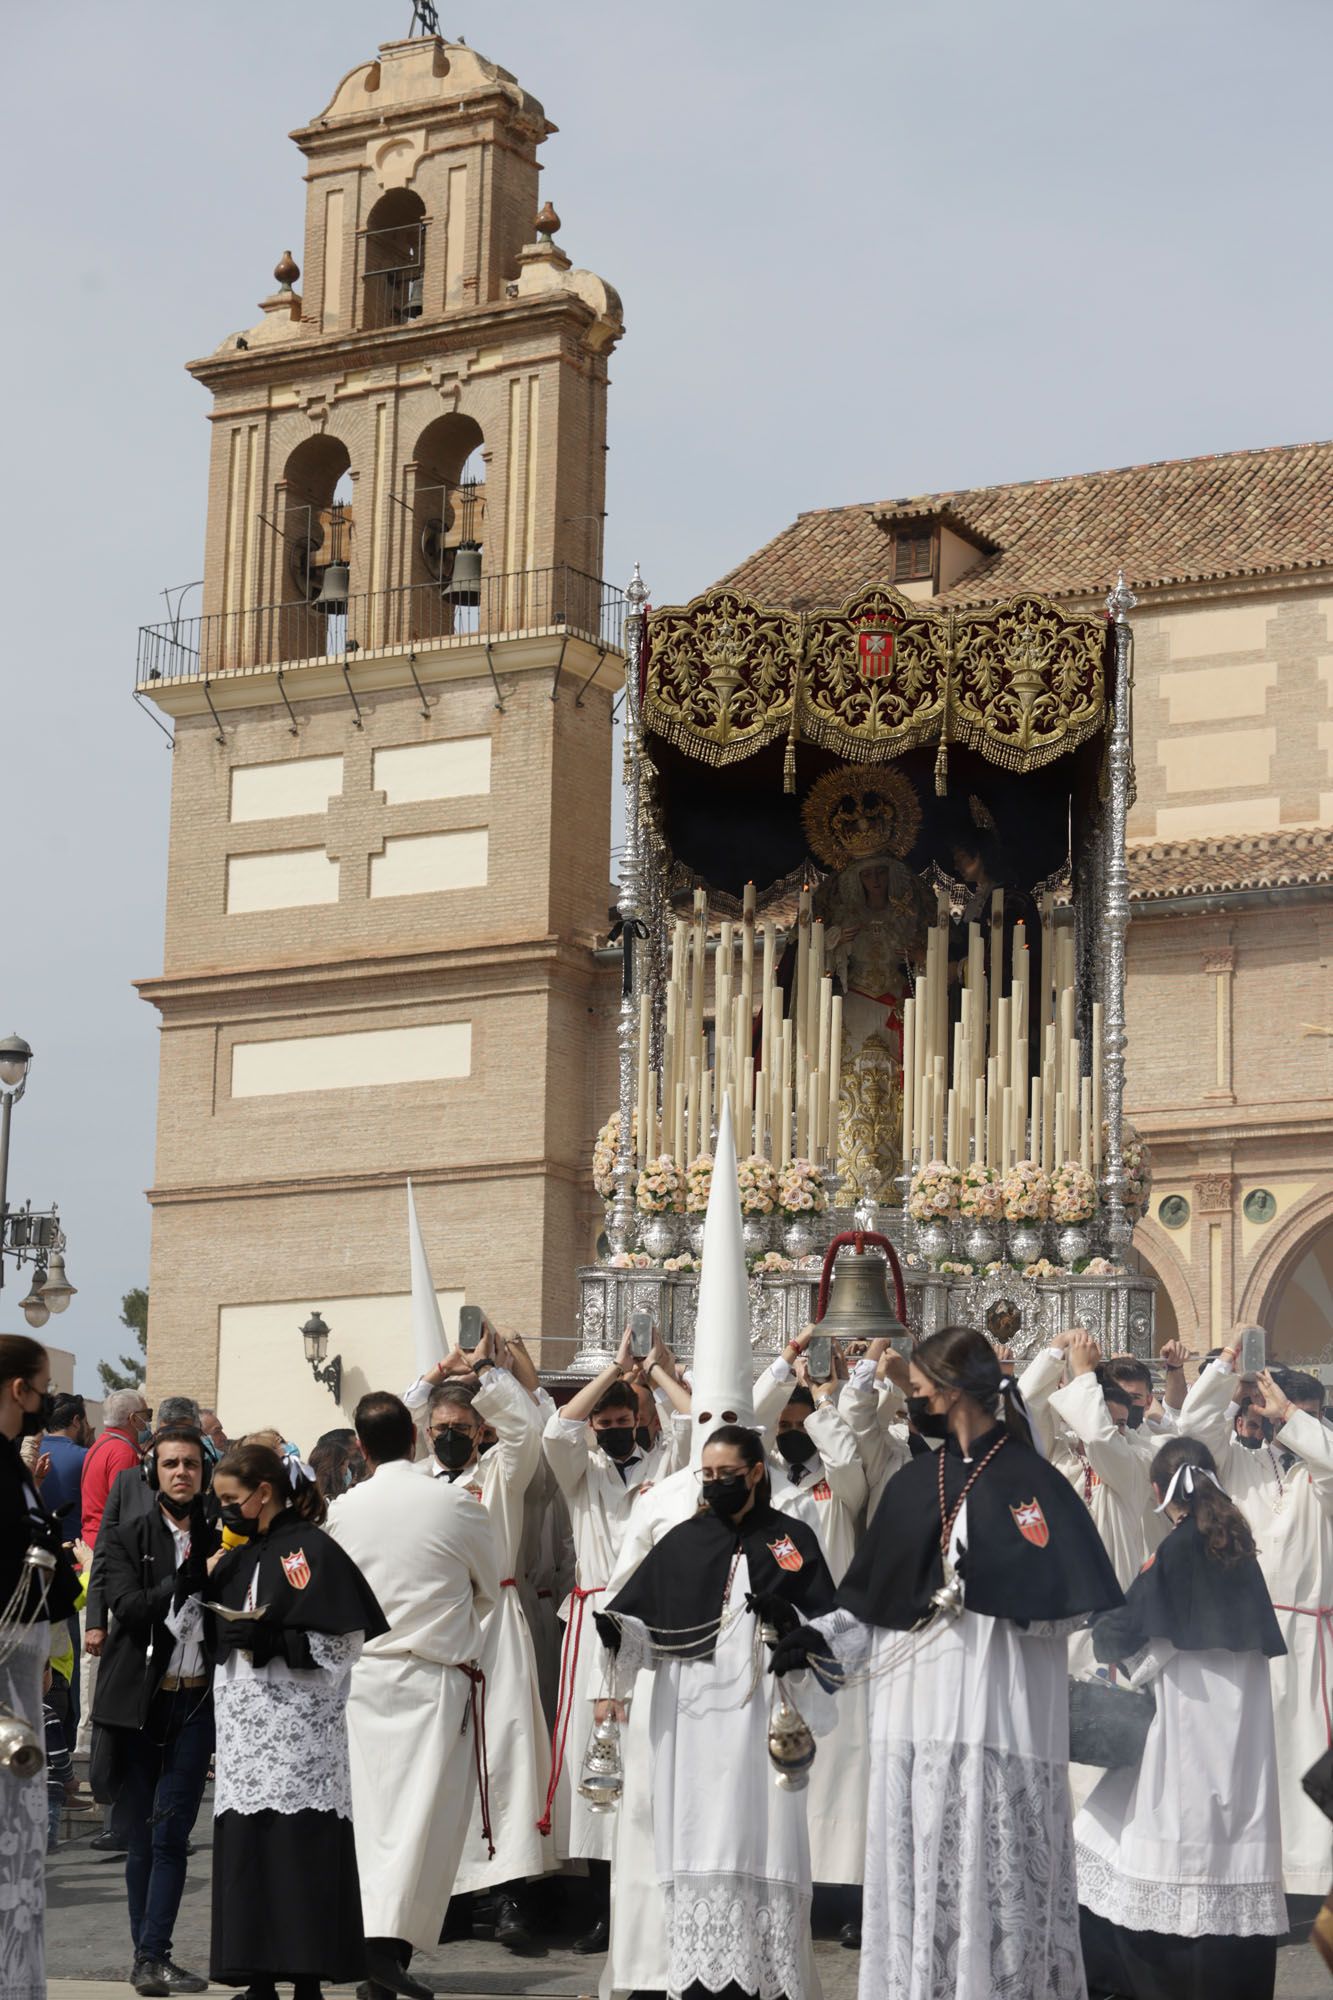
[663,1252,701,1273]
[1022,1258,1066,1280]
[750,1249,794,1274]
[938,1260,975,1278]
[1002,1160,1051,1222]
[737,1154,780,1217]
[778,1158,828,1218]
[636,1155,684,1215]
[908,1160,962,1223]
[984,1260,1007,1276]
[904,1251,924,1269]
[593,1109,638,1200]
[1051,1160,1097,1224]
[685,1154,714,1214]
[609,1251,655,1269]
[958,1163,1003,1221]
[1110,1121,1153,1215]
[1082,1256,1124,1276]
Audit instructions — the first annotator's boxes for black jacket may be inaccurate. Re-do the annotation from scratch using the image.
[92,1497,219,1732]
[0,1434,79,1624]
[86,1465,219,1627]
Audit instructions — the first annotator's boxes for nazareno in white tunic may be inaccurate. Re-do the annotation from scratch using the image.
[614,1552,830,2000]
[814,1497,1089,2000]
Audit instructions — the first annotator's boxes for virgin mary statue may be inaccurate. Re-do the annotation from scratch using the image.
[803,765,932,1200]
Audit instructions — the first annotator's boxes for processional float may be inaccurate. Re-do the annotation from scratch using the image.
[572,565,1154,1373]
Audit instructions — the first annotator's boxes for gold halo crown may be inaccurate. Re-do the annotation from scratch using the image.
[801,764,922,868]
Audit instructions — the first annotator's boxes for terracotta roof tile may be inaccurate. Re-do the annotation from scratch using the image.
[1129,825,1333,902]
[719,440,1333,609]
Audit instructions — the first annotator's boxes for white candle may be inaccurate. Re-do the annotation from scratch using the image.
[1080,1075,1093,1172]
[636,992,651,1166]
[902,995,916,1166]
[1092,1001,1104,1168]
[828,995,842,1170]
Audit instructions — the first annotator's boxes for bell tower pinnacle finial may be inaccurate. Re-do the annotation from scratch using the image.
[409,0,442,35]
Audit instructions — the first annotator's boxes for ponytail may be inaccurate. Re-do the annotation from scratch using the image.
[1150,1435,1254,1568]
[914,1326,1043,1452]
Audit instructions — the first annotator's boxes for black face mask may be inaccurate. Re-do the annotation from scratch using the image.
[703,1475,752,1519]
[219,1502,258,1540]
[158,1490,195,1520]
[1237,1431,1265,1451]
[20,1389,53,1439]
[1122,1405,1145,1431]
[433,1429,476,1472]
[635,1424,656,1455]
[598,1426,637,1462]
[906,1394,949,1439]
[477,1436,495,1456]
[776,1430,818,1467]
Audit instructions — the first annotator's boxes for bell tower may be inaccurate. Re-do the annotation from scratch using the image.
[135,32,625,1438]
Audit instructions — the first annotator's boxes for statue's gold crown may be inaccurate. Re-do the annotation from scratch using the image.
[801,763,922,868]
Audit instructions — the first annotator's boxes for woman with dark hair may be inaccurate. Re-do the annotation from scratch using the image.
[307,1429,366,1503]
[202,1441,387,2000]
[773,1325,1123,2000]
[595,1423,837,2000]
[0,1334,79,2000]
[1076,1434,1286,2000]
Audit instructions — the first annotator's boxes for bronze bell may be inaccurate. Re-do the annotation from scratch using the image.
[818,1244,909,1348]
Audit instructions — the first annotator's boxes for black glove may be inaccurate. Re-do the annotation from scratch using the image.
[768,1624,827,1677]
[593,1611,621,1654]
[746,1590,800,1639]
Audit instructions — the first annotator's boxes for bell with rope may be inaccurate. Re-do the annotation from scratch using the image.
[445,540,482,606]
[576,1712,624,1813]
[807,1229,910,1377]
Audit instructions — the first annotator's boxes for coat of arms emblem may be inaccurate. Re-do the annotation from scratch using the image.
[857,616,899,680]
[1009,1498,1050,1549]
[280,1547,312,1590]
[768,1535,804,1573]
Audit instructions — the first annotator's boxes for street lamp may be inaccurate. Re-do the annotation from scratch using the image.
[0,1033,75,1308]
[300,1310,342,1404]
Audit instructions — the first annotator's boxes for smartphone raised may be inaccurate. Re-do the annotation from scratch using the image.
[629,1310,655,1359]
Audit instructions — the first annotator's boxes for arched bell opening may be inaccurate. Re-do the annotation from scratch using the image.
[404,412,486,641]
[362,189,427,330]
[276,434,354,660]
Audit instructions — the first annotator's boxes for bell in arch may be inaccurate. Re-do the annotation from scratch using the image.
[446,540,482,607]
[312,561,350,615]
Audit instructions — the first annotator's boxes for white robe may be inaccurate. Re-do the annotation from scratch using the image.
[815,1498,1087,2000]
[755,1368,870,1887]
[540,1413,676,1861]
[326,1458,500,1948]
[1075,1638,1286,1939]
[841,1375,910,1523]
[0,1622,47,2000]
[612,1556,826,2000]
[1177,1359,1333,1895]
[416,1369,551,1895]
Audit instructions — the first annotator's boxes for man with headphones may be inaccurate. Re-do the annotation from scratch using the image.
[91,1424,219,1997]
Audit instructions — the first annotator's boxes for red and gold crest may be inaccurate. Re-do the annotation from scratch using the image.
[769,1535,804,1573]
[1009,1498,1049,1549]
[280,1547,312,1590]
[856,616,900,680]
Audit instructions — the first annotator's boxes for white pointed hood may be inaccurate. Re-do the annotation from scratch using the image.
[688,1096,756,1465]
[407,1178,450,1376]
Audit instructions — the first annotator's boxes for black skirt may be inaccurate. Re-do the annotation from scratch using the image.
[1080,1905,1278,2000]
[211,1808,366,1982]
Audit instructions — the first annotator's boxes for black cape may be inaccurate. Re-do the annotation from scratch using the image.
[206,1508,387,1670]
[837,1424,1124,1630]
[1092,1515,1286,1666]
[604,1501,836,1660]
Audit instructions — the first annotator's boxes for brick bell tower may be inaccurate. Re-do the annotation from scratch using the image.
[135,33,625,1439]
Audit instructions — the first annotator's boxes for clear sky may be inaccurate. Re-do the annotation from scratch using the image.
[3,0,1328,1391]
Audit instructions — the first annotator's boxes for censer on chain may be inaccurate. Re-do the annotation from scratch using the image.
[767,1683,817,1790]
[577,1713,624,1813]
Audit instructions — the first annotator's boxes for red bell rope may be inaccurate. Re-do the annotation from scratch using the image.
[536,1583,603,1835]
[815,1229,907,1327]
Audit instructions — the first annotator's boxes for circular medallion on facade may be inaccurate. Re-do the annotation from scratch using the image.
[1242,1188,1277,1225]
[1158,1194,1190,1230]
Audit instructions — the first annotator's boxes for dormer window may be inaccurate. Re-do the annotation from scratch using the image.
[893,532,934,583]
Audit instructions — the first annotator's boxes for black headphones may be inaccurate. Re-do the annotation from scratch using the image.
[142,1425,212,1492]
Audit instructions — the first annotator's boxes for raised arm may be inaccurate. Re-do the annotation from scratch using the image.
[805,1388,869,1516]
[474,1353,543,1490]
[1017,1333,1071,1458]
[1048,1338,1151,1506]
[1176,1344,1240,1461]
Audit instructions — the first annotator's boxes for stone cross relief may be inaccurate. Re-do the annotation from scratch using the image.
[322,738,387,897]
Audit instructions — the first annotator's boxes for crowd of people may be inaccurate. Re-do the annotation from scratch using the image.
[3,1125,1332,2000]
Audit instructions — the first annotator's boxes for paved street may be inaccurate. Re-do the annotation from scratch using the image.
[44,1796,1333,1998]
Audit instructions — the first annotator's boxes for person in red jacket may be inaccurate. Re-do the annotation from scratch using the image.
[81,1390,152,1551]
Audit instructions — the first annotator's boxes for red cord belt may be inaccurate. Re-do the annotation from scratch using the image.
[456,1662,494,1859]
[1272,1603,1333,1746]
[536,1583,603,1835]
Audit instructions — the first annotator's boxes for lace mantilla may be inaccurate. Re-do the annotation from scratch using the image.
[0,1627,47,2000]
[665,1871,812,2000]
[1075,1841,1287,1939]
[214,1639,360,1821]
[868,1738,1085,1999]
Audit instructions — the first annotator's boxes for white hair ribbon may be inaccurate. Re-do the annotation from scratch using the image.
[998,1375,1047,1461]
[287,1456,315,1488]
[1155,1461,1224,1514]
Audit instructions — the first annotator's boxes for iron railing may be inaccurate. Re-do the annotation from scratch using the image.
[361,220,427,329]
[135,566,625,688]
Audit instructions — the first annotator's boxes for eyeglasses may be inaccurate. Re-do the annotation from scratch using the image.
[694,1468,748,1485]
